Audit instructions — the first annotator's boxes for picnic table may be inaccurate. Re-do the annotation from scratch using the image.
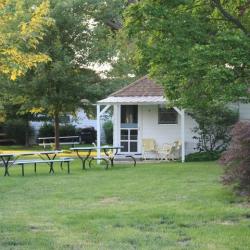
[38,136,80,148]
[0,150,65,176]
[70,146,123,169]
[71,146,136,169]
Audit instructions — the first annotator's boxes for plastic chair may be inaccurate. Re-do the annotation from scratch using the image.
[142,139,160,160]
[158,143,173,161]
[158,140,182,161]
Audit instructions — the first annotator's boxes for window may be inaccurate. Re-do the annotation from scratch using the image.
[158,106,178,124]
[121,105,138,128]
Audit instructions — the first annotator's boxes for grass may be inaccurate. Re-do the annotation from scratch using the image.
[0,161,250,249]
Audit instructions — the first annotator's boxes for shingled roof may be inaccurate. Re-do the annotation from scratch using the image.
[110,76,164,97]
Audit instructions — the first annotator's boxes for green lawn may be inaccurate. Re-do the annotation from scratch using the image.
[0,161,250,250]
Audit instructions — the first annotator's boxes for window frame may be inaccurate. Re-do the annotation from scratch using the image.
[158,106,178,124]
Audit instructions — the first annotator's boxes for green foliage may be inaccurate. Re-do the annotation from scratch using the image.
[38,123,76,137]
[38,123,54,137]
[0,0,53,80]
[2,119,34,145]
[59,124,76,136]
[186,151,221,162]
[122,0,250,109]
[103,120,113,144]
[191,106,239,152]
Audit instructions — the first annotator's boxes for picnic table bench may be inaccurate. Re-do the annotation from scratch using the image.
[12,157,74,176]
[0,151,73,176]
[38,136,80,148]
[89,155,136,169]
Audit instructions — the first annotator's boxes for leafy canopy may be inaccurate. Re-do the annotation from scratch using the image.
[122,0,250,109]
[0,0,53,80]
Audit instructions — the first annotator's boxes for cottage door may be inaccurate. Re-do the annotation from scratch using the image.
[120,105,138,153]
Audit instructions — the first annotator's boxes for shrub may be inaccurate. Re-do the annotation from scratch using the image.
[186,151,221,162]
[38,123,76,137]
[191,107,238,152]
[59,124,76,136]
[103,120,113,144]
[220,122,250,196]
[3,119,34,145]
[38,123,54,137]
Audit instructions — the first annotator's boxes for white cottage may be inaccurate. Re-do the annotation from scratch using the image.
[96,76,250,162]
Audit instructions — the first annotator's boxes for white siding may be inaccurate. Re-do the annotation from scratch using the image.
[139,105,197,155]
[239,103,250,121]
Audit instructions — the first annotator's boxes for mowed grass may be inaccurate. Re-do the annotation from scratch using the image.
[0,161,250,250]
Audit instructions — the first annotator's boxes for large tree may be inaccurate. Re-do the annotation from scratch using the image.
[121,0,250,110]
[0,0,53,80]
[6,0,130,149]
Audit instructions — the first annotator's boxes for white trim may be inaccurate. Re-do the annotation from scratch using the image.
[173,107,182,115]
[97,104,101,162]
[100,105,111,116]
[181,109,185,162]
[98,96,167,105]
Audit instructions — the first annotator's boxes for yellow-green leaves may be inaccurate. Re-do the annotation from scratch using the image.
[0,0,53,80]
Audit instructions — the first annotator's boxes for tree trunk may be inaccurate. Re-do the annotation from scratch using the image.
[25,119,30,147]
[54,111,60,150]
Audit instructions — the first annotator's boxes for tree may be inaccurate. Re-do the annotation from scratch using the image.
[0,0,53,80]
[220,122,250,196]
[6,0,113,149]
[0,0,137,149]
[121,0,250,110]
[191,106,238,152]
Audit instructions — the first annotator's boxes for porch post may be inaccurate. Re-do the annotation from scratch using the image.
[96,104,101,161]
[181,109,185,163]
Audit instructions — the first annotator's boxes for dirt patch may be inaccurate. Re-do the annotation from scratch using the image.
[217,220,237,225]
[29,223,54,232]
[99,197,120,205]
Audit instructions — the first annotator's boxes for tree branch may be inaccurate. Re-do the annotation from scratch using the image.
[105,0,138,31]
[211,0,249,37]
[105,19,122,31]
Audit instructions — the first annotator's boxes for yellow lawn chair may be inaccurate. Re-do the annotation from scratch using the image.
[142,139,160,160]
[158,140,182,161]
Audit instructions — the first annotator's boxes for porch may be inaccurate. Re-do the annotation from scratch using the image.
[96,100,186,162]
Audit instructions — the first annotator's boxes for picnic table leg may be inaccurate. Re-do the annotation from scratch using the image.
[1,156,11,176]
[67,162,70,174]
[49,162,54,174]
[126,155,137,167]
[89,158,109,169]
[76,149,91,170]
[103,158,109,170]
[110,157,114,167]
[104,148,118,167]
[34,163,37,173]
[21,164,24,176]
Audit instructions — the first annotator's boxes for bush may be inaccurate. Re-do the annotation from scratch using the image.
[220,122,250,196]
[186,151,221,162]
[3,119,34,145]
[59,124,76,136]
[191,107,238,152]
[38,123,76,137]
[38,123,54,137]
[103,120,113,144]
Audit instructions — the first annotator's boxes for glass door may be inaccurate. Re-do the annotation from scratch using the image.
[120,105,138,153]
[120,129,138,152]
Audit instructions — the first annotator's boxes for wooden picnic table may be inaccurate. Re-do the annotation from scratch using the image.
[70,146,123,169]
[38,136,80,148]
[0,150,63,176]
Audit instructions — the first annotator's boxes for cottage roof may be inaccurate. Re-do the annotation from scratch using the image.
[110,76,164,97]
[98,76,166,105]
